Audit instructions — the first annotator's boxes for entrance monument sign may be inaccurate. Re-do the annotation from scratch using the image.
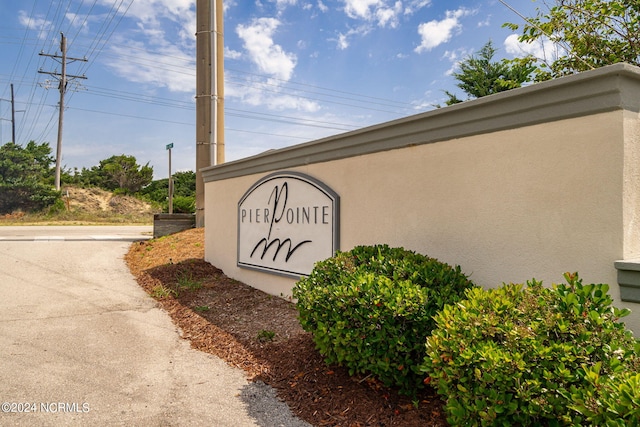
[237,171,339,277]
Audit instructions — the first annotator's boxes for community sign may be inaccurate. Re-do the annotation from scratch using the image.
[237,171,340,277]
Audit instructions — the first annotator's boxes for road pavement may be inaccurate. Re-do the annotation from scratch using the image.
[0,225,153,241]
[0,226,309,426]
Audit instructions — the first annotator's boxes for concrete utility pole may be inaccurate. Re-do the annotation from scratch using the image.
[215,0,225,165]
[195,0,224,228]
[39,33,87,191]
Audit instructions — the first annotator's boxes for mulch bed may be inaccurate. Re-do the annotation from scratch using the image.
[125,229,448,426]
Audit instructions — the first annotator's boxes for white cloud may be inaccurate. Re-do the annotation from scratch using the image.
[225,47,242,59]
[332,25,371,50]
[343,0,401,28]
[18,10,52,39]
[404,0,431,16]
[65,13,89,32]
[443,47,473,63]
[273,0,297,6]
[442,47,471,75]
[83,0,198,92]
[225,74,320,112]
[504,33,563,62]
[375,1,403,28]
[224,0,237,13]
[414,8,473,53]
[107,38,195,93]
[236,17,297,81]
[477,15,491,27]
[100,0,196,45]
[344,0,381,20]
[317,0,329,12]
[337,33,350,50]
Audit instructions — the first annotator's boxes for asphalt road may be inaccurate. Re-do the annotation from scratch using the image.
[0,225,153,241]
[0,226,309,427]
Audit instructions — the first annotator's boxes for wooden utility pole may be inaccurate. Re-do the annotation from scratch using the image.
[39,33,87,191]
[1,84,25,143]
[10,84,16,144]
[195,0,224,228]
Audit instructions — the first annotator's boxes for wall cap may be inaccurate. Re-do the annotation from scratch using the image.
[615,259,640,272]
[203,63,640,182]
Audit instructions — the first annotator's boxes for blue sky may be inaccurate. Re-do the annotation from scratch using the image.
[0,0,549,179]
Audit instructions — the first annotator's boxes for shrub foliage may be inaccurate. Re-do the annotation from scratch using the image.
[293,244,475,395]
[421,273,640,426]
[139,171,195,213]
[0,141,60,213]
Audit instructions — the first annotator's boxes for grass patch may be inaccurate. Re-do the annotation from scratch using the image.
[257,329,276,342]
[0,210,153,225]
[177,271,203,291]
[150,285,176,299]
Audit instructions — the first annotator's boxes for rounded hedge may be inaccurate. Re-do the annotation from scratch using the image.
[421,273,640,426]
[293,244,475,395]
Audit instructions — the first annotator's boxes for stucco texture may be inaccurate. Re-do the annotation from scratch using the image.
[204,64,640,333]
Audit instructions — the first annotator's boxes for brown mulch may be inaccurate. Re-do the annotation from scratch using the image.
[124,228,448,427]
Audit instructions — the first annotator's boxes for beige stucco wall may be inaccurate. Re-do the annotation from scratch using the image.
[624,109,640,261]
[203,64,640,333]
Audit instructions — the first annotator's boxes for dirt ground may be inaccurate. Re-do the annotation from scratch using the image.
[125,228,448,427]
[64,187,145,214]
[64,186,157,217]
[1,186,158,224]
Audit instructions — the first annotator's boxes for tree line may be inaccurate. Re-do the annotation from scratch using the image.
[0,141,195,215]
[2,1,637,213]
[443,0,639,105]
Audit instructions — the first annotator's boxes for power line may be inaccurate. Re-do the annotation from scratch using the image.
[226,67,417,109]
[65,105,310,140]
[68,105,192,125]
[0,79,360,138]
[497,0,594,70]
[5,0,134,142]
[2,0,436,151]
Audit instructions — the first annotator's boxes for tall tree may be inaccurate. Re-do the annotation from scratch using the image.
[444,41,536,105]
[505,0,640,79]
[0,142,60,213]
[98,155,153,193]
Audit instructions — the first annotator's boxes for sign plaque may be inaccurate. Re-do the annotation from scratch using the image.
[238,171,340,277]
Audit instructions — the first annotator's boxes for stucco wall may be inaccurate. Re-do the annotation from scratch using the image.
[203,64,640,333]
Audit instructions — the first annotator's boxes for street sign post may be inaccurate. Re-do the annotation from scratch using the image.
[166,143,173,214]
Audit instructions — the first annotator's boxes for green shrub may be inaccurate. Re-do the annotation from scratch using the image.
[172,195,195,214]
[567,364,640,426]
[421,273,640,426]
[293,244,475,395]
